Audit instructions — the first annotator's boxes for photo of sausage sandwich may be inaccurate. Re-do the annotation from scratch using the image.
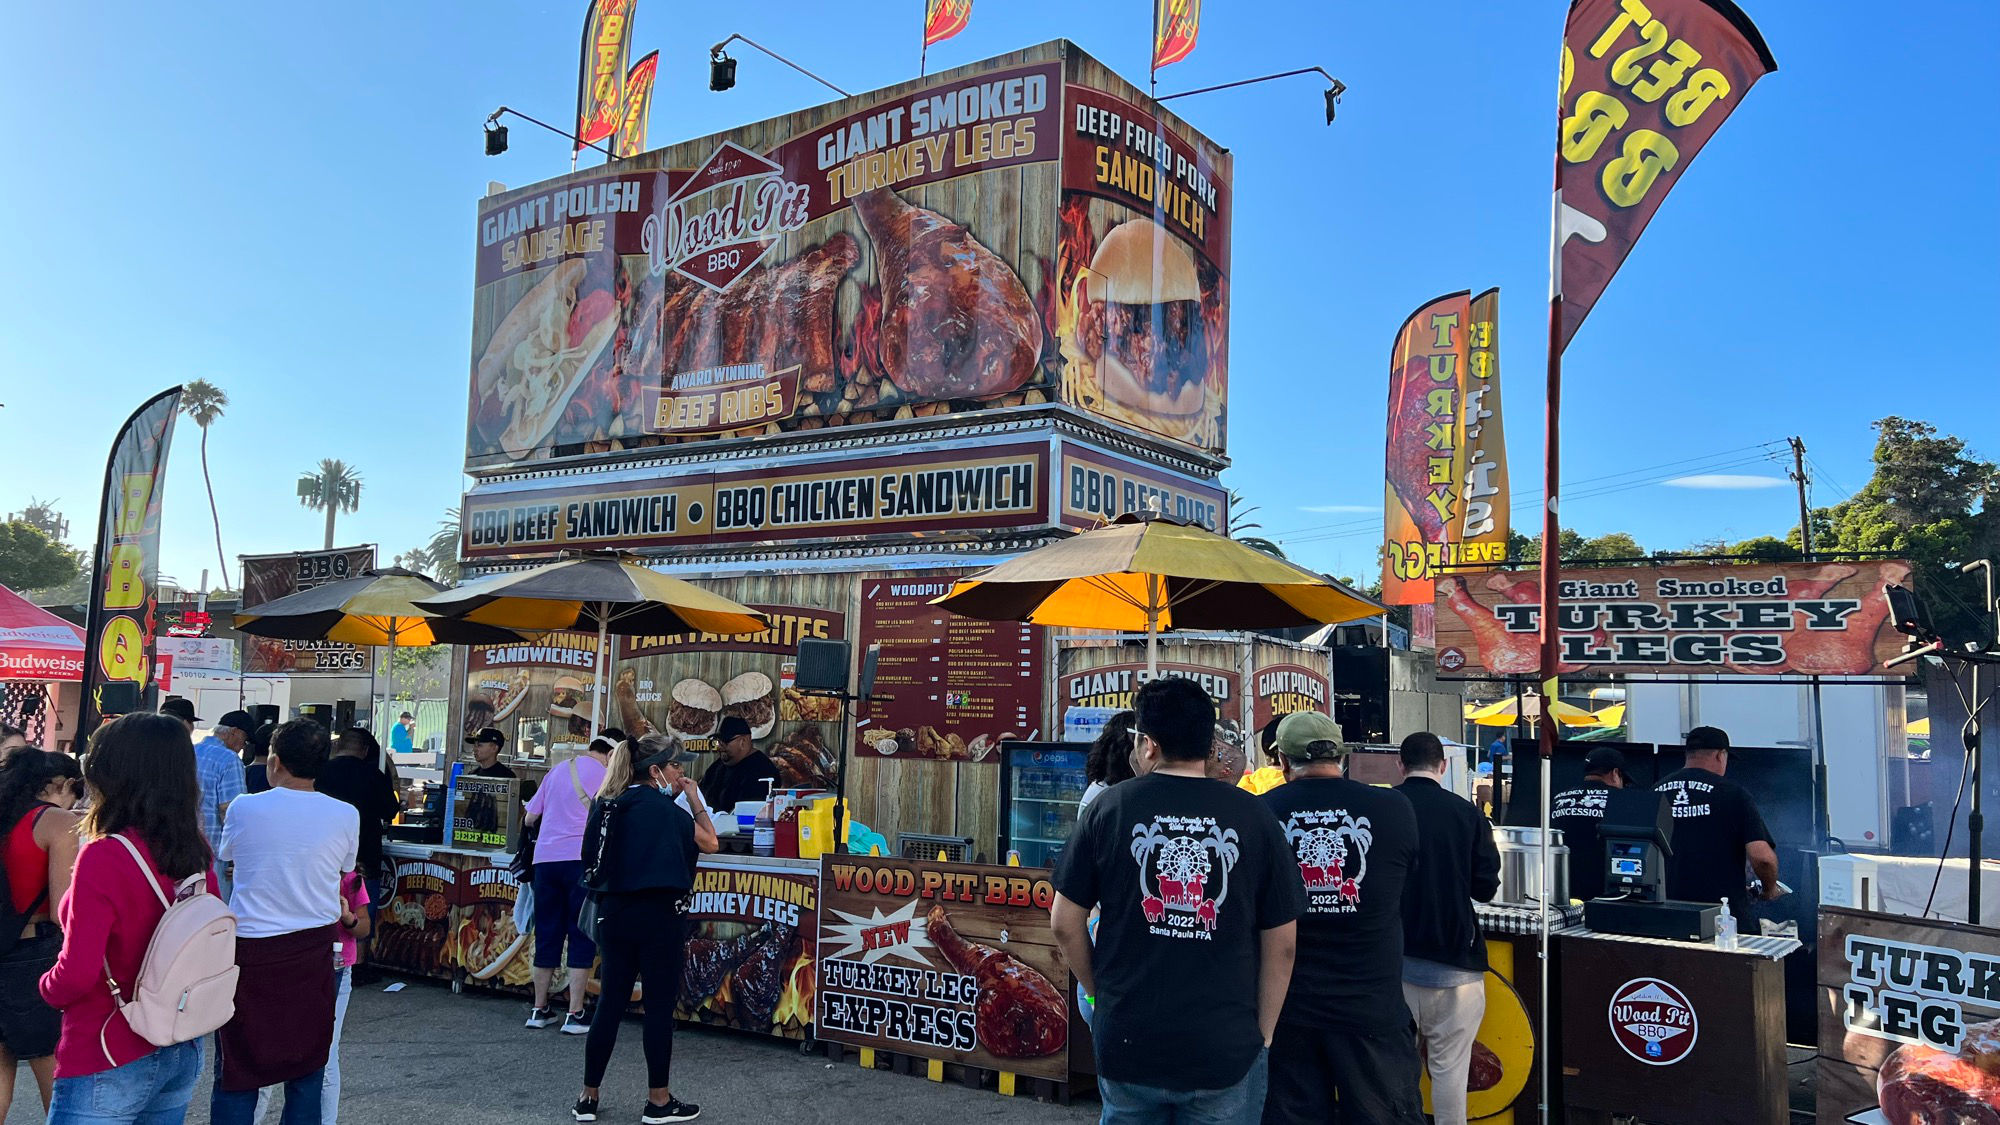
[470,258,621,461]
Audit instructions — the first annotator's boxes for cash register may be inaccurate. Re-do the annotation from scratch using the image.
[1583,787,1719,941]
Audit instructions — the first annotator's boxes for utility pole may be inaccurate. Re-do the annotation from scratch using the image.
[1791,436,1833,849]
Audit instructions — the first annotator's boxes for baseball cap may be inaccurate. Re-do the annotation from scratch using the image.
[468,727,507,748]
[716,715,753,743]
[215,710,258,735]
[1685,726,1730,752]
[1275,711,1347,762]
[1583,747,1627,776]
[637,746,700,774]
[159,697,199,724]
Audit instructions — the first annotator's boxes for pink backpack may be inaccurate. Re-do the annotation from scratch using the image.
[99,834,238,1060]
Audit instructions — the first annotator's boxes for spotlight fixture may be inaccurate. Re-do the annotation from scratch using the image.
[1323,79,1347,125]
[484,121,509,156]
[710,49,738,92]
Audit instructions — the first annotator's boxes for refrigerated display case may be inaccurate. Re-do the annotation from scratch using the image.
[998,741,1088,868]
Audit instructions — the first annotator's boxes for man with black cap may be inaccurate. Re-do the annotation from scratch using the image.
[698,716,779,811]
[1260,712,1424,1125]
[1657,726,1781,923]
[1550,747,1628,902]
[190,706,254,893]
[467,727,518,779]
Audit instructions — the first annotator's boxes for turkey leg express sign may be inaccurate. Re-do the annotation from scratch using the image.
[816,855,1071,1080]
[1434,559,1914,678]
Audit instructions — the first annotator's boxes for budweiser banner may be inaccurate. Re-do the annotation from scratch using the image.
[1381,292,1471,605]
[467,42,1231,470]
[574,0,637,151]
[79,388,182,731]
[1153,0,1201,71]
[923,0,972,47]
[1556,0,1776,351]
[239,547,378,675]
[613,50,658,159]
[1434,560,1914,679]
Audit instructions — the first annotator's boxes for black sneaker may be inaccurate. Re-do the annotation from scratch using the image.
[525,1006,558,1029]
[561,1011,591,1035]
[641,1098,699,1123]
[572,1095,599,1122]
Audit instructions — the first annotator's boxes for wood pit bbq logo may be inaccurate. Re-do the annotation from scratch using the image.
[644,142,812,292]
[1608,977,1698,1065]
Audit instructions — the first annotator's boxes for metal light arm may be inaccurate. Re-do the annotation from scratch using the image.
[1158,66,1347,106]
[710,34,851,97]
[486,106,619,161]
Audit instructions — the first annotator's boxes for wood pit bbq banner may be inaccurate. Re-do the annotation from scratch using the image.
[816,855,1071,1080]
[238,547,377,675]
[1434,559,1914,678]
[466,41,1232,472]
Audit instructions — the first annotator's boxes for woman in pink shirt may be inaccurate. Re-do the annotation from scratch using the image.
[520,732,614,1033]
[40,712,218,1125]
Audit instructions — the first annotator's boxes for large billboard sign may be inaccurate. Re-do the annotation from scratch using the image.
[466,41,1231,471]
[1435,560,1914,678]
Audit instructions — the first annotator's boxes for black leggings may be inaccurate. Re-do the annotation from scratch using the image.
[583,892,686,1090]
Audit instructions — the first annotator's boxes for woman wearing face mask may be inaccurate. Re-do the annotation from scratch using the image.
[572,735,717,1124]
[0,750,82,1118]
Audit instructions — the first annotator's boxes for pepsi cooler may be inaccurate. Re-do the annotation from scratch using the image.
[998,741,1087,868]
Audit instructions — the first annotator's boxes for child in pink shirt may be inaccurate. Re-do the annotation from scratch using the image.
[264,872,369,1124]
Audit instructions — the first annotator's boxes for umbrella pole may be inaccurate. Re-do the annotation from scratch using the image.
[592,607,608,743]
[1145,573,1161,679]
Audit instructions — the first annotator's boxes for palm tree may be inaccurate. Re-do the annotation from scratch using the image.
[296,459,363,549]
[1225,489,1287,559]
[179,380,231,585]
[423,508,462,584]
[391,549,431,576]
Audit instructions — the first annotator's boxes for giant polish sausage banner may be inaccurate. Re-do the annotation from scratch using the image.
[1434,560,1914,678]
[466,41,1231,471]
[817,855,1071,1079]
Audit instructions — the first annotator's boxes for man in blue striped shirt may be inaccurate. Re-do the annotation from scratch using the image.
[167,698,251,896]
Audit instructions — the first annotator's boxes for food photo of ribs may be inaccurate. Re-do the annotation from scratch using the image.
[926,905,1066,1059]
[654,234,862,397]
[729,924,800,1026]
[684,922,777,1001]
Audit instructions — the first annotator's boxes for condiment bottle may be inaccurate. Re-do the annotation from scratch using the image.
[775,803,801,859]
[753,800,776,857]
[1715,898,1737,951]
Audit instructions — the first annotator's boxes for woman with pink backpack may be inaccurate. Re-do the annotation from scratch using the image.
[39,712,237,1125]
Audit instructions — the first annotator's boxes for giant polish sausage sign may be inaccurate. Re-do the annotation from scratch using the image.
[817,855,1071,1080]
[1435,560,1913,678]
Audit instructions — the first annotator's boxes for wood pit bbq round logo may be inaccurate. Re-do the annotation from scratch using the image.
[1608,977,1698,1065]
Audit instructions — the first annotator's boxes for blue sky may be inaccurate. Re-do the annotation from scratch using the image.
[2,1,1994,591]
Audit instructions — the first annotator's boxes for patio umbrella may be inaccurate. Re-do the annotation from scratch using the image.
[1466,695,1602,729]
[931,512,1382,675]
[413,556,768,738]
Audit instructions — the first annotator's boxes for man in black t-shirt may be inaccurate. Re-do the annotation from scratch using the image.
[1657,726,1780,922]
[1261,711,1423,1125]
[1550,746,1628,902]
[1052,676,1306,1121]
[698,716,781,811]
[467,727,518,778]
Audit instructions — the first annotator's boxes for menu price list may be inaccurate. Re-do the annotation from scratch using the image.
[854,577,1042,761]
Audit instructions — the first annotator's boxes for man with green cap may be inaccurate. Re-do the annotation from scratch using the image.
[1259,711,1424,1125]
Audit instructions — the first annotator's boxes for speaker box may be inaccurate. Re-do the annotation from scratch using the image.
[95,683,141,715]
[252,704,280,727]
[298,704,333,728]
[334,700,356,732]
[795,638,850,692]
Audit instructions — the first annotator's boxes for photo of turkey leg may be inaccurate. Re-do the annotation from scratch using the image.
[925,905,1067,1058]
[855,187,1043,401]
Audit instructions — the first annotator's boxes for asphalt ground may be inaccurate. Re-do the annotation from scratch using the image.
[1,976,1100,1125]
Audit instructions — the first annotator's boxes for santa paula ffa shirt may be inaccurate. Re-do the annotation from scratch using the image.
[1262,776,1418,1032]
[1550,780,1615,900]
[1052,772,1305,1092]
[1655,766,1774,921]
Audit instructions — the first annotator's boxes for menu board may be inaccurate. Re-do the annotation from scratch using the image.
[854,575,1042,763]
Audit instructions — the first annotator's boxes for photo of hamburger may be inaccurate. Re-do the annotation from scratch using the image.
[1070,218,1214,443]
[548,674,587,719]
[720,671,776,739]
[668,679,723,737]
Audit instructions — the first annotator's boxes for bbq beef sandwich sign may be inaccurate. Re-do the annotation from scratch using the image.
[465,41,1232,471]
[1434,560,1913,678]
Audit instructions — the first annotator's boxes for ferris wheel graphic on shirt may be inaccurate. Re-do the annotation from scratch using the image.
[1131,816,1239,938]
[1283,809,1372,913]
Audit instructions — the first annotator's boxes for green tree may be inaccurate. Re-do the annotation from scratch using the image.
[296,459,363,550]
[1506,528,1640,563]
[179,380,232,586]
[422,509,462,585]
[1722,535,1801,562]
[0,521,81,591]
[1225,490,1286,559]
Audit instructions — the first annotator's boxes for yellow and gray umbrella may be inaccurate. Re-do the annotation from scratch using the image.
[932,512,1382,674]
[1466,696,1603,729]
[233,567,525,648]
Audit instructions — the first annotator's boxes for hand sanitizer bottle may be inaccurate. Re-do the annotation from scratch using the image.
[1715,898,1738,951]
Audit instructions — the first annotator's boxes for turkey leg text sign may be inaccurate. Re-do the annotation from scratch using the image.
[1433,560,1913,678]
[816,856,1070,1080]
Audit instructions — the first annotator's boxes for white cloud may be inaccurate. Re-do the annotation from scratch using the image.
[1662,474,1789,490]
[1298,504,1377,513]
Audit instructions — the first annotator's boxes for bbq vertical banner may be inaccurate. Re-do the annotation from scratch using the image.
[79,387,183,734]
[1555,0,1776,351]
[1460,288,1508,565]
[1382,292,1471,606]
[923,0,972,46]
[613,50,658,159]
[574,0,636,152]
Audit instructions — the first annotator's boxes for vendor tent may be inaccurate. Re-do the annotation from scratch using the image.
[0,585,84,683]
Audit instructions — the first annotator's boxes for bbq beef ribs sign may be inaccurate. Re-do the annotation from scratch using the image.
[1058,442,1224,532]
[1818,907,2000,1122]
[466,42,1233,470]
[1435,560,1913,678]
[239,547,377,674]
[816,855,1070,1080]
[1556,0,1777,351]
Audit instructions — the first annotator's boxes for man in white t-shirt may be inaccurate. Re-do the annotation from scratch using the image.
[212,720,360,1125]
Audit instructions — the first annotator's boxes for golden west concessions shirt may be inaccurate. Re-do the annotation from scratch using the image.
[1656,765,1773,923]
[1053,772,1305,1091]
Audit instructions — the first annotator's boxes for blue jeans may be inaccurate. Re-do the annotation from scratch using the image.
[210,1039,323,1125]
[47,1039,203,1125]
[1098,1046,1268,1125]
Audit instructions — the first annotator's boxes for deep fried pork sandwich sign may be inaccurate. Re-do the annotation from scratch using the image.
[1434,560,1913,678]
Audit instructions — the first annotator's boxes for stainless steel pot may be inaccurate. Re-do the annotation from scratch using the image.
[1493,826,1569,906]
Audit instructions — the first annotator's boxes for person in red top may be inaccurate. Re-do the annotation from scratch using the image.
[40,713,217,1125]
[0,749,82,1118]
